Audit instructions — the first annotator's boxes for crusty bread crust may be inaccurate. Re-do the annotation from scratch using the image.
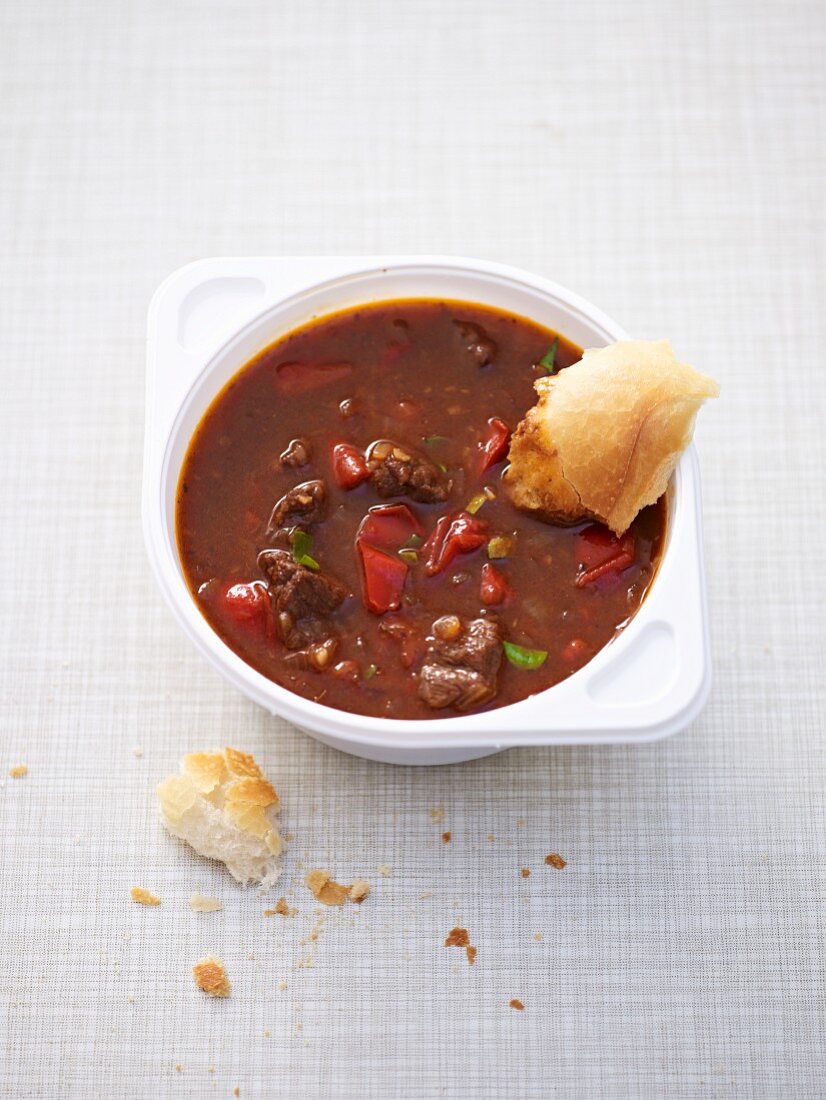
[505,340,719,534]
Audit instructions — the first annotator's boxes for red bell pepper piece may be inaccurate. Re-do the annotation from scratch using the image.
[275,360,353,396]
[480,417,511,472]
[332,443,370,490]
[423,511,489,576]
[221,582,273,637]
[358,542,409,614]
[574,525,636,587]
[480,562,510,605]
[357,504,424,551]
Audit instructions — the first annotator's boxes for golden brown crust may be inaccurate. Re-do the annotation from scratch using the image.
[505,340,719,534]
[224,747,263,778]
[192,956,231,998]
[182,752,227,793]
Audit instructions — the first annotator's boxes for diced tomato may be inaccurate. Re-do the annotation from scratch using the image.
[358,542,409,614]
[479,417,511,472]
[221,582,272,636]
[423,511,489,576]
[275,360,353,396]
[357,503,424,551]
[480,562,510,605]
[332,443,370,490]
[574,525,636,587]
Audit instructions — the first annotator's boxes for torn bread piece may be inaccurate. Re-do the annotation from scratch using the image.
[505,340,719,534]
[157,748,284,890]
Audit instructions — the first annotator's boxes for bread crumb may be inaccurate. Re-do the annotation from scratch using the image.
[189,893,222,913]
[429,807,444,824]
[192,956,230,998]
[420,891,434,899]
[545,853,566,869]
[533,932,542,941]
[8,764,27,779]
[487,833,495,841]
[509,999,525,1011]
[247,952,255,960]
[132,746,143,758]
[377,865,392,877]
[264,897,296,917]
[130,887,161,906]
[208,1066,215,1074]
[264,1028,272,1036]
[305,870,349,906]
[520,868,531,878]
[175,1065,182,1073]
[466,945,477,965]
[516,818,525,828]
[349,879,370,904]
[444,927,469,948]
[234,1089,240,1098]
[442,831,451,843]
[276,981,287,991]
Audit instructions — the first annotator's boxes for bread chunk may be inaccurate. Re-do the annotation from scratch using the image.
[505,340,719,534]
[157,748,284,890]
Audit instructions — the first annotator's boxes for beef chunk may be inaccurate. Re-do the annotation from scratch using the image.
[417,615,502,711]
[454,321,498,367]
[366,440,450,504]
[258,549,346,648]
[266,479,326,537]
[280,438,312,467]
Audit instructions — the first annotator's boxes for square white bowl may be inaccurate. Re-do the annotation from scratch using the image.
[143,256,711,764]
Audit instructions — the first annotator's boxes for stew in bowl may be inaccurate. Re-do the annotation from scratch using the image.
[176,298,666,721]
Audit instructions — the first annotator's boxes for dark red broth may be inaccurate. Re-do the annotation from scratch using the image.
[176,299,666,720]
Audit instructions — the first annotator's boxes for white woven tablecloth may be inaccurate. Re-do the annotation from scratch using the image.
[2,0,825,1096]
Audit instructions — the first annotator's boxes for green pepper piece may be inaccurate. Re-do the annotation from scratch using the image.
[503,641,548,669]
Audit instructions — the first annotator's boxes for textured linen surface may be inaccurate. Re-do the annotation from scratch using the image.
[1,0,825,1097]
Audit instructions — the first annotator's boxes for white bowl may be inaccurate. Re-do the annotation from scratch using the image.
[144,256,711,764]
